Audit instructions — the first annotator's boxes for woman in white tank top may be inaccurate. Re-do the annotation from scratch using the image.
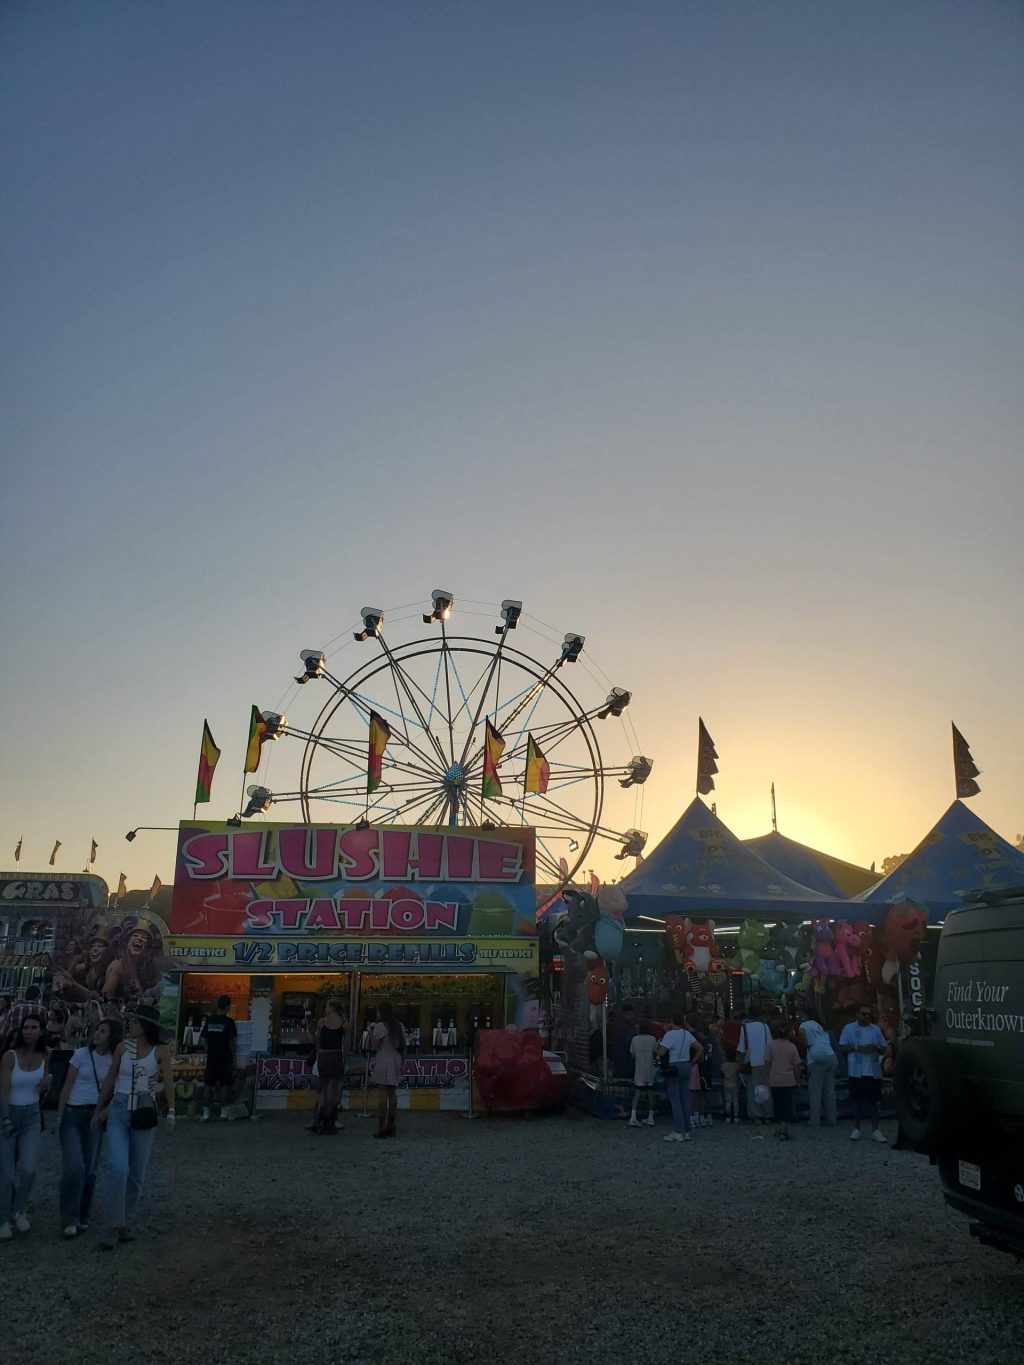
[0,1013,51,1239]
[93,1004,175,1249]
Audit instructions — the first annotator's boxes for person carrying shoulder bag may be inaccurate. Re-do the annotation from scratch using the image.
[92,1005,175,1249]
[55,1017,123,1238]
[736,1010,773,1123]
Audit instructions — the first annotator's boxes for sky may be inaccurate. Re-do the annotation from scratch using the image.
[3,1,1022,893]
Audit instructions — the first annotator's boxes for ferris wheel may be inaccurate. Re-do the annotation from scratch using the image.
[243,592,653,883]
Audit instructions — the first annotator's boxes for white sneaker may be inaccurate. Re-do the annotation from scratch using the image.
[644,1115,655,1126]
[872,1128,888,1144]
[14,1213,30,1233]
[681,1131,692,1141]
[703,1115,714,1127]
[201,1112,211,1122]
[663,1132,679,1142]
[0,1223,12,1242]
[850,1128,861,1141]
[627,1117,640,1128]
[63,1224,78,1239]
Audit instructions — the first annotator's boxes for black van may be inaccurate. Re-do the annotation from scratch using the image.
[894,886,1024,1259]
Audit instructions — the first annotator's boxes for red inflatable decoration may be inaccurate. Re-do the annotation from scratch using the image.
[474,1029,569,1112]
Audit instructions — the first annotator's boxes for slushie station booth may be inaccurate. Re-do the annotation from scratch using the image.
[168,821,540,1112]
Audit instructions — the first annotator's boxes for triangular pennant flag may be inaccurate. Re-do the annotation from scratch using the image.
[14,838,22,863]
[244,705,269,774]
[696,718,719,795]
[90,839,98,864]
[524,733,550,795]
[367,711,392,793]
[117,872,128,900]
[196,720,222,804]
[148,874,162,902]
[49,839,62,867]
[952,722,981,798]
[483,719,506,799]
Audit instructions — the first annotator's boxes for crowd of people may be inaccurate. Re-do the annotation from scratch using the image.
[0,987,175,1249]
[610,1002,892,1144]
[0,986,410,1249]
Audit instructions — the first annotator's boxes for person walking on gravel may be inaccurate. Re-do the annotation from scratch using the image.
[369,1002,406,1139]
[799,1011,837,1129]
[56,1017,123,1238]
[656,1012,703,1143]
[200,996,237,1122]
[839,1005,888,1143]
[0,1016,51,1240]
[627,1020,659,1126]
[92,1005,176,1248]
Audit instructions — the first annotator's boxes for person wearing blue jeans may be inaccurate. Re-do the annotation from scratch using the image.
[56,1019,122,1237]
[0,1015,51,1238]
[92,1005,175,1250]
[656,1013,704,1144]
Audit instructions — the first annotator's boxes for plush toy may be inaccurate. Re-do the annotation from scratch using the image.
[736,920,770,977]
[883,901,929,964]
[811,919,840,984]
[770,922,804,971]
[832,921,862,978]
[584,951,609,1006]
[680,918,727,976]
[757,958,788,996]
[665,915,688,967]
[554,888,600,956]
[852,921,874,972]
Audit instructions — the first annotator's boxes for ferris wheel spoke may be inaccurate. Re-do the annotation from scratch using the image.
[438,624,457,767]
[454,622,515,769]
[513,791,622,841]
[375,637,451,769]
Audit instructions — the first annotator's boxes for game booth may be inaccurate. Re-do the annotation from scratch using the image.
[166,820,561,1116]
[545,796,1024,1119]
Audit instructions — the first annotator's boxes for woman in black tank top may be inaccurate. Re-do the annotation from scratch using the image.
[311,1000,347,1136]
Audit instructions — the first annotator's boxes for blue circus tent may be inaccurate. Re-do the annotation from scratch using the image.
[742,831,849,898]
[618,797,857,922]
[853,800,1024,921]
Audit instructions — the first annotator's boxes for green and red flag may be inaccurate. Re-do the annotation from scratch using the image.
[244,705,269,774]
[195,720,221,805]
[367,711,392,793]
[524,733,550,795]
[483,719,505,800]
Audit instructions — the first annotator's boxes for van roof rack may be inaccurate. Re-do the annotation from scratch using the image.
[956,885,1024,907]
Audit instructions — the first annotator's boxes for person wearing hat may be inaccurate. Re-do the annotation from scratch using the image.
[91,1004,175,1249]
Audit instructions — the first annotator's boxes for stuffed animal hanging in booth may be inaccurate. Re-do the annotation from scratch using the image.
[832,921,862,978]
[811,919,840,984]
[680,918,727,976]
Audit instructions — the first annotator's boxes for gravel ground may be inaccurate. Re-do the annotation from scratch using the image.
[4,1110,1022,1365]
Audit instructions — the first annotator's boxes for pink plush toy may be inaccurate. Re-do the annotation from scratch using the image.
[811,918,840,984]
[832,921,861,979]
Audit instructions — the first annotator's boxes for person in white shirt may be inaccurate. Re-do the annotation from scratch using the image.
[656,1013,704,1143]
[736,1010,774,1123]
[627,1022,660,1127]
[839,1005,889,1142]
[799,1012,837,1129]
[56,1018,122,1238]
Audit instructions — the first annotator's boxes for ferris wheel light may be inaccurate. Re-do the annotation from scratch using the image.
[295,650,325,684]
[242,786,273,817]
[354,608,384,642]
[557,632,585,666]
[619,755,653,788]
[496,599,522,634]
[597,687,631,719]
[260,711,288,739]
[423,589,454,624]
[615,828,648,860]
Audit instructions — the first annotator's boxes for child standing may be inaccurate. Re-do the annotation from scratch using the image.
[720,1048,741,1123]
[627,1021,659,1127]
[765,1024,802,1140]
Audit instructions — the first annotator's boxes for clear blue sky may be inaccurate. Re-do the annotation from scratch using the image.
[3,1,1021,889]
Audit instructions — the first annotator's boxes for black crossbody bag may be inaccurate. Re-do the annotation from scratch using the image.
[130,1052,158,1131]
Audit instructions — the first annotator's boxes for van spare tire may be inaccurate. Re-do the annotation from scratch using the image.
[894,1039,965,1155]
